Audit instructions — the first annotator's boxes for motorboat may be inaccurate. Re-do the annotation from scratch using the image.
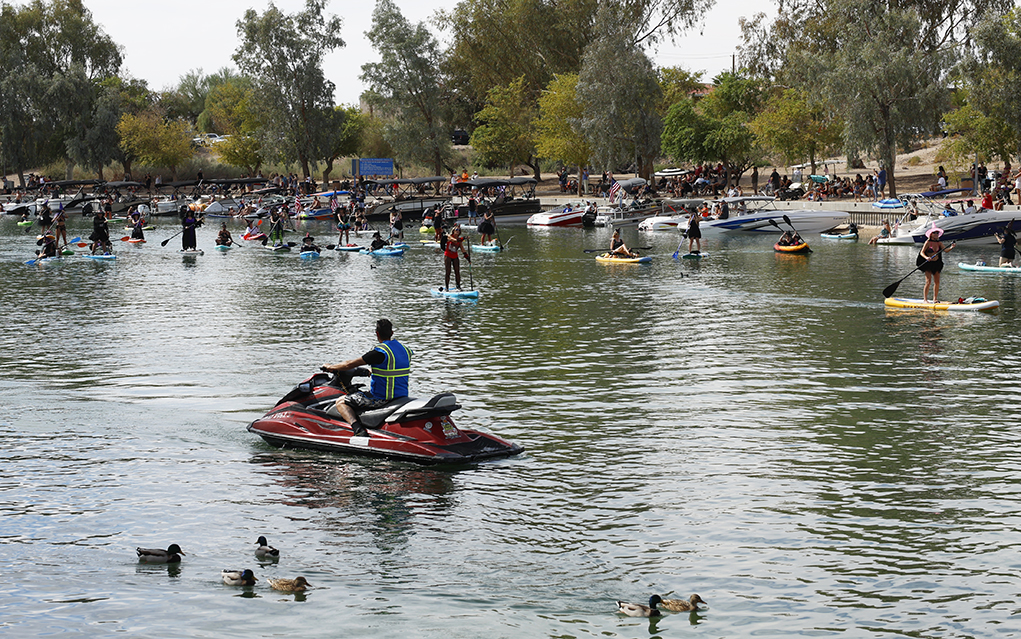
[526,201,586,227]
[247,368,525,464]
[876,195,1017,245]
[683,196,847,235]
[638,198,704,231]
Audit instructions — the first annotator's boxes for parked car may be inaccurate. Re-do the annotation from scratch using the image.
[451,129,469,145]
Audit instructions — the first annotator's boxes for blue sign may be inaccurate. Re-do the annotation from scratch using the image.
[354,158,394,176]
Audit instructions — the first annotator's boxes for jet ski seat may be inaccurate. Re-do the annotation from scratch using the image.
[357,396,415,428]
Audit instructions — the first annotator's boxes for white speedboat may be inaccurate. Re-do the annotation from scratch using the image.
[685,196,847,235]
[877,199,1017,245]
[638,198,704,231]
[527,201,585,227]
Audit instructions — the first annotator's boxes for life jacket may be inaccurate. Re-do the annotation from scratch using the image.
[369,340,412,400]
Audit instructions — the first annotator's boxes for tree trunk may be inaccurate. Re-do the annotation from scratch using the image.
[322,158,334,186]
[122,159,133,183]
[65,158,75,180]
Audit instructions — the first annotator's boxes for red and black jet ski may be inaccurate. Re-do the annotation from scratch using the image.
[247,368,524,464]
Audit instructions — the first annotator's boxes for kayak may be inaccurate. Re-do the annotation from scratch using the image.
[431,287,480,299]
[471,243,502,253]
[774,242,812,253]
[335,245,362,252]
[127,238,146,244]
[820,233,858,240]
[360,247,405,257]
[595,253,651,264]
[300,250,321,259]
[243,233,267,241]
[61,249,75,256]
[179,249,204,255]
[17,221,32,227]
[391,242,410,250]
[83,253,116,260]
[214,244,233,251]
[958,262,1021,274]
[884,297,999,312]
[124,225,155,231]
[419,226,433,234]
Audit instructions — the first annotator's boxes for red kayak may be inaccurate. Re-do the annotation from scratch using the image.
[247,369,524,464]
[243,231,267,241]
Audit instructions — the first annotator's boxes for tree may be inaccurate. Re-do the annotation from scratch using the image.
[206,77,264,174]
[963,8,1021,162]
[577,5,663,180]
[750,88,842,172]
[533,73,590,183]
[659,66,706,113]
[117,107,193,180]
[320,106,364,185]
[361,0,452,177]
[470,77,538,178]
[233,0,344,178]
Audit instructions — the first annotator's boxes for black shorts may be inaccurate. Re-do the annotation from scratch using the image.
[342,391,390,411]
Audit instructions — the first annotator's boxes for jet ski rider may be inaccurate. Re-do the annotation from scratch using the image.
[322,318,412,436]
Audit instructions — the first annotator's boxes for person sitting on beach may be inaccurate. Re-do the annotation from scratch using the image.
[869,220,892,245]
[608,229,638,258]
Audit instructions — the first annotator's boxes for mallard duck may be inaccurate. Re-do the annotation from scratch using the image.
[136,544,185,563]
[222,569,258,586]
[660,594,707,612]
[616,595,662,617]
[255,535,279,558]
[267,576,311,592]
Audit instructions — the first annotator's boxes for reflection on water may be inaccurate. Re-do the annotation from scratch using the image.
[1,218,1019,637]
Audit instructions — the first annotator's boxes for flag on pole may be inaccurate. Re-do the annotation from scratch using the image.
[329,196,338,212]
[608,180,621,203]
[294,198,303,217]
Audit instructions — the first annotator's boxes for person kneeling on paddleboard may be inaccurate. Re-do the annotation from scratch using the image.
[322,319,412,436]
[443,226,469,291]
[216,223,234,247]
[36,233,57,258]
[609,229,638,258]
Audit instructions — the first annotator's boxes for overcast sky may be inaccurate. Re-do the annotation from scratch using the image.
[83,0,771,106]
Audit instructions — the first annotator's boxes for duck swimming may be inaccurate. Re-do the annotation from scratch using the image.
[136,544,185,563]
[222,569,258,586]
[255,535,279,558]
[267,576,311,592]
[660,594,707,612]
[616,594,662,617]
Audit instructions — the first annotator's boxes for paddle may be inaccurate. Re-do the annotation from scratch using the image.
[117,236,133,242]
[583,246,652,254]
[160,229,185,247]
[881,243,955,298]
[465,236,474,291]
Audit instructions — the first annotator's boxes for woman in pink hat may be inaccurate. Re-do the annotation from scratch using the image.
[916,226,954,302]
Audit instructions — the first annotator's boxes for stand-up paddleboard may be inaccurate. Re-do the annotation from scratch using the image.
[360,247,405,257]
[125,225,155,231]
[419,226,433,234]
[266,244,291,252]
[83,253,116,260]
[958,262,1021,274]
[884,297,999,312]
[179,248,204,255]
[214,244,233,251]
[17,221,33,227]
[128,238,146,244]
[26,255,63,265]
[334,244,361,252]
[61,249,75,256]
[431,287,480,299]
[679,252,708,260]
[300,250,321,259]
[595,252,651,264]
[471,243,502,253]
[421,241,441,248]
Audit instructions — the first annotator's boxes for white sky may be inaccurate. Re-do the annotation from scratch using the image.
[83,0,772,106]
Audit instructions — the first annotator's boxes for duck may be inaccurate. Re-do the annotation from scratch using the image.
[222,569,258,586]
[136,544,185,563]
[267,576,311,592]
[255,535,280,558]
[616,594,662,617]
[660,594,707,612]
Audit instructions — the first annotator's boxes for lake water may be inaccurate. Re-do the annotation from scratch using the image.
[2,217,1019,638]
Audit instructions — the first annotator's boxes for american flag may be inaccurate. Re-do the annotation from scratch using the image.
[294,198,303,216]
[608,180,621,203]
[329,196,338,212]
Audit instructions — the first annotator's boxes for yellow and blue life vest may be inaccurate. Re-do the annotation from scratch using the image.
[369,340,412,400]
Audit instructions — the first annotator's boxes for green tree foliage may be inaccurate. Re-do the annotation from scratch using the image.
[659,66,705,113]
[577,5,663,179]
[750,88,843,171]
[443,0,715,106]
[0,0,121,184]
[940,102,1015,168]
[358,112,395,160]
[233,0,344,178]
[117,107,193,180]
[533,73,590,179]
[962,8,1021,161]
[206,78,263,173]
[470,77,538,177]
[320,106,364,184]
[361,0,451,177]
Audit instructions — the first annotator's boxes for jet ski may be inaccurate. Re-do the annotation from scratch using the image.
[247,368,525,464]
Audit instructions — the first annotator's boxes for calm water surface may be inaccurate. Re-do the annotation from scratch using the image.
[1,217,1019,638]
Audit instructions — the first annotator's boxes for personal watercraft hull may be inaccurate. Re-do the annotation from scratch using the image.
[247,372,523,465]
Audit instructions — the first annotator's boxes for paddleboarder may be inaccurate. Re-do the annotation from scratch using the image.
[442,225,470,291]
[301,233,321,254]
[52,206,68,247]
[89,209,111,254]
[336,206,353,246]
[35,233,57,259]
[478,210,496,246]
[996,222,1016,267]
[686,211,702,254]
[181,209,201,251]
[917,226,954,303]
[322,318,412,436]
[128,206,145,242]
[216,223,235,247]
[369,230,389,251]
[608,229,638,258]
